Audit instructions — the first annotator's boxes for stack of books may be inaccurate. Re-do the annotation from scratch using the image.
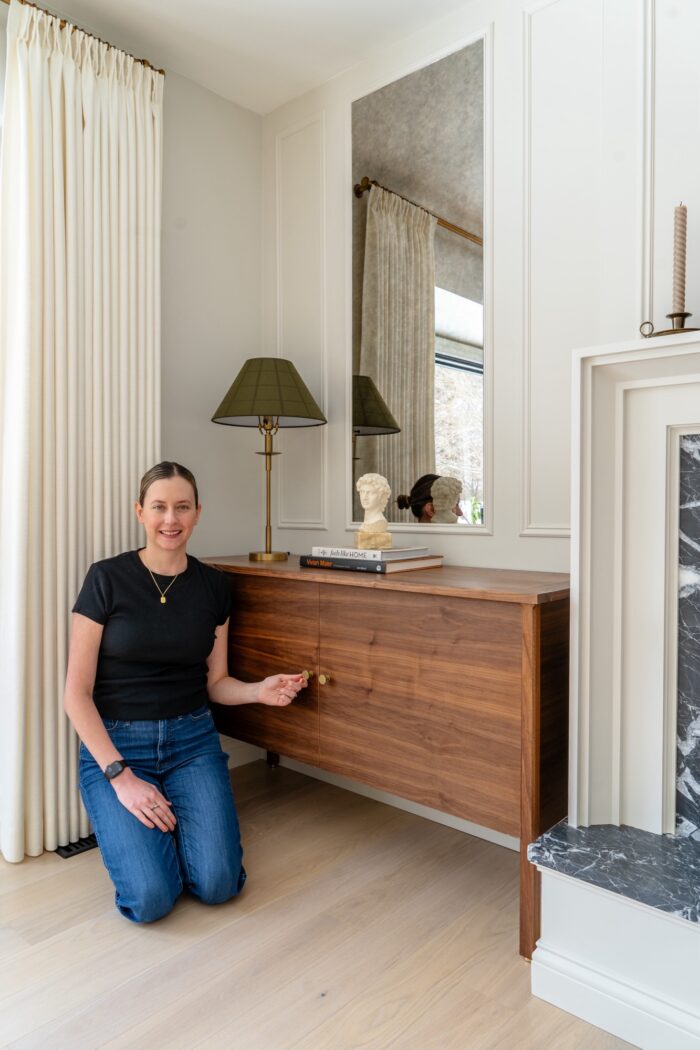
[299,546,443,574]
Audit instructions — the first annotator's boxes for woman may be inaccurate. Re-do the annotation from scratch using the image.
[64,461,306,923]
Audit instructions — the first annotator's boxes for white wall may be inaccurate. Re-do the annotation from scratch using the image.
[260,0,700,574]
[160,72,264,558]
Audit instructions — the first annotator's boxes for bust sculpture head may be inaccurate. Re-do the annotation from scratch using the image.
[355,473,392,548]
[431,475,463,523]
[356,472,391,526]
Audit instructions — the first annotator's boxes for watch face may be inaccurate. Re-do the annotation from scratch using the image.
[104,760,126,781]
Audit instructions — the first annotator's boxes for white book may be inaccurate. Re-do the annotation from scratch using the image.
[309,545,430,562]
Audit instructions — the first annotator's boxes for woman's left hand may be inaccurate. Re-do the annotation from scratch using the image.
[257,673,307,707]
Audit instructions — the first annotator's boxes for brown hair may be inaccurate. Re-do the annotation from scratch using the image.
[396,473,439,519]
[138,462,199,507]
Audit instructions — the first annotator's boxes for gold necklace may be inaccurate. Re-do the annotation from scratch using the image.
[144,563,180,604]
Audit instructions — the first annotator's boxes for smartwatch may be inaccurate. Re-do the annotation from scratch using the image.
[104,759,128,782]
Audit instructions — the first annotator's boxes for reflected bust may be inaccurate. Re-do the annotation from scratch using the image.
[431,476,463,524]
[351,37,484,527]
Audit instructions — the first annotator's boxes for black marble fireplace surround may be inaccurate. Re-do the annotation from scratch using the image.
[530,433,700,921]
[678,433,700,841]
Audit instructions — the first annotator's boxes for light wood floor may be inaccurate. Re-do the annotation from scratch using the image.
[0,761,631,1050]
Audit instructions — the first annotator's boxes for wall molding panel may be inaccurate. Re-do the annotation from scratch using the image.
[274,114,329,531]
[521,0,646,538]
[641,0,656,328]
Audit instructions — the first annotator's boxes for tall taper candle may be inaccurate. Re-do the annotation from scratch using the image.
[673,203,688,314]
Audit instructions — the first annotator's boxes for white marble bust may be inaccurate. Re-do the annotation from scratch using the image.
[355,472,392,549]
[430,476,463,524]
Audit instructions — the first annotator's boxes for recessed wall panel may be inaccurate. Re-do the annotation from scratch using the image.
[276,117,326,527]
[525,0,644,534]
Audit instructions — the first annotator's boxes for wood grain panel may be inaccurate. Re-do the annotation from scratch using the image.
[520,604,541,959]
[318,588,522,834]
[211,576,321,765]
[518,599,568,957]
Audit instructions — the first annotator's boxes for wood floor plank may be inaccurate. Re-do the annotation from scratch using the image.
[77,820,464,1050]
[1,761,631,1050]
[3,785,409,1045]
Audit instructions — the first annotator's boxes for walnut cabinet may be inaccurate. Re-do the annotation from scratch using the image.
[207,557,570,959]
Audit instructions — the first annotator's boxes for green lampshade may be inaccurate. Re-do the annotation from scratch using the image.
[212,357,327,427]
[352,375,400,435]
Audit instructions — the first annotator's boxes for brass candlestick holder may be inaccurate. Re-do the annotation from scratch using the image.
[640,311,700,338]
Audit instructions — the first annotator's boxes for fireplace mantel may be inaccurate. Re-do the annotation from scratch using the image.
[570,332,700,834]
[531,333,700,1050]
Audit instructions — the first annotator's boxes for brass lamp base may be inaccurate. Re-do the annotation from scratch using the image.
[249,550,288,562]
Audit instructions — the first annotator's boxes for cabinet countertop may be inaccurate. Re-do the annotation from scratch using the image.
[203,555,569,605]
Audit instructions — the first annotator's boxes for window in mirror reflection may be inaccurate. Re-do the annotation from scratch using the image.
[434,287,483,525]
[351,39,484,525]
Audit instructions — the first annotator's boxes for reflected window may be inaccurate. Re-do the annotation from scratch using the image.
[434,287,484,525]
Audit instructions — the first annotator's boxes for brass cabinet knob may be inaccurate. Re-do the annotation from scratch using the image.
[301,670,314,681]
[318,673,332,685]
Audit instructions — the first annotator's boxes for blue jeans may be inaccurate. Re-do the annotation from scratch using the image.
[79,705,246,923]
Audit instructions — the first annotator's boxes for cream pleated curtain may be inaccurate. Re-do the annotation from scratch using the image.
[358,185,436,521]
[0,0,163,862]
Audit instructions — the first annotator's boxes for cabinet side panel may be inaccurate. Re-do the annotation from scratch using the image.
[211,576,320,764]
[538,597,570,833]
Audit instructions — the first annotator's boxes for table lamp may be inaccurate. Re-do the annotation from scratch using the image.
[212,357,326,561]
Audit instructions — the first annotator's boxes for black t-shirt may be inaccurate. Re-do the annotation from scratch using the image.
[73,551,232,720]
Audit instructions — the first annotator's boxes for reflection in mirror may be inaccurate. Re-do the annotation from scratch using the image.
[351,40,484,526]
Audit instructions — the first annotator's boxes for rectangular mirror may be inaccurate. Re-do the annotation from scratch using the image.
[351,39,485,528]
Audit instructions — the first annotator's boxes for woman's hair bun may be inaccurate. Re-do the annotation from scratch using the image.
[396,494,411,510]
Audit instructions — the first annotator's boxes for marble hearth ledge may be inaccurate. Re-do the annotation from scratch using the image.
[528,821,700,923]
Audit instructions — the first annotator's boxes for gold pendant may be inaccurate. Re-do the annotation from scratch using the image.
[160,596,166,604]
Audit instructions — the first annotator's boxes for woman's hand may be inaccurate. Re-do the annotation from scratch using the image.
[111,769,177,832]
[256,673,307,707]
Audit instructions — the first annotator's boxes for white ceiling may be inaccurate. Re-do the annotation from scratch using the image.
[49,0,472,115]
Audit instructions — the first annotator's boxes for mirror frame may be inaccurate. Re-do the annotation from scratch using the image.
[345,28,493,536]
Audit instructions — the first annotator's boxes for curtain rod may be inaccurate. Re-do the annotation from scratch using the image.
[353,176,483,248]
[0,0,165,75]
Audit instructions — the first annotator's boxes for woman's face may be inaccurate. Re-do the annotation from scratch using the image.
[135,476,201,554]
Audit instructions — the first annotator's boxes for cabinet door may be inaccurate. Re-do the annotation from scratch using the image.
[211,576,320,765]
[318,587,522,835]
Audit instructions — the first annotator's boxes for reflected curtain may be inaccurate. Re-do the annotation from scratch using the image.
[358,185,436,520]
[0,0,163,862]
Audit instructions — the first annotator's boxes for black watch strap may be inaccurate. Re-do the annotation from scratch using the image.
[104,759,128,782]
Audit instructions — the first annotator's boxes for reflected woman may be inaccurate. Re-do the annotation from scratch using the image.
[396,473,463,523]
[396,474,439,522]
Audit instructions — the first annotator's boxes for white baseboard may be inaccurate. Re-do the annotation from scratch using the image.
[279,756,519,852]
[533,945,700,1050]
[532,870,700,1050]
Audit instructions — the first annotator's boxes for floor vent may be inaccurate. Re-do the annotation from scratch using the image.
[55,834,97,859]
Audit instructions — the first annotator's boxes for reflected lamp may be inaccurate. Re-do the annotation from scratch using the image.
[352,375,400,472]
